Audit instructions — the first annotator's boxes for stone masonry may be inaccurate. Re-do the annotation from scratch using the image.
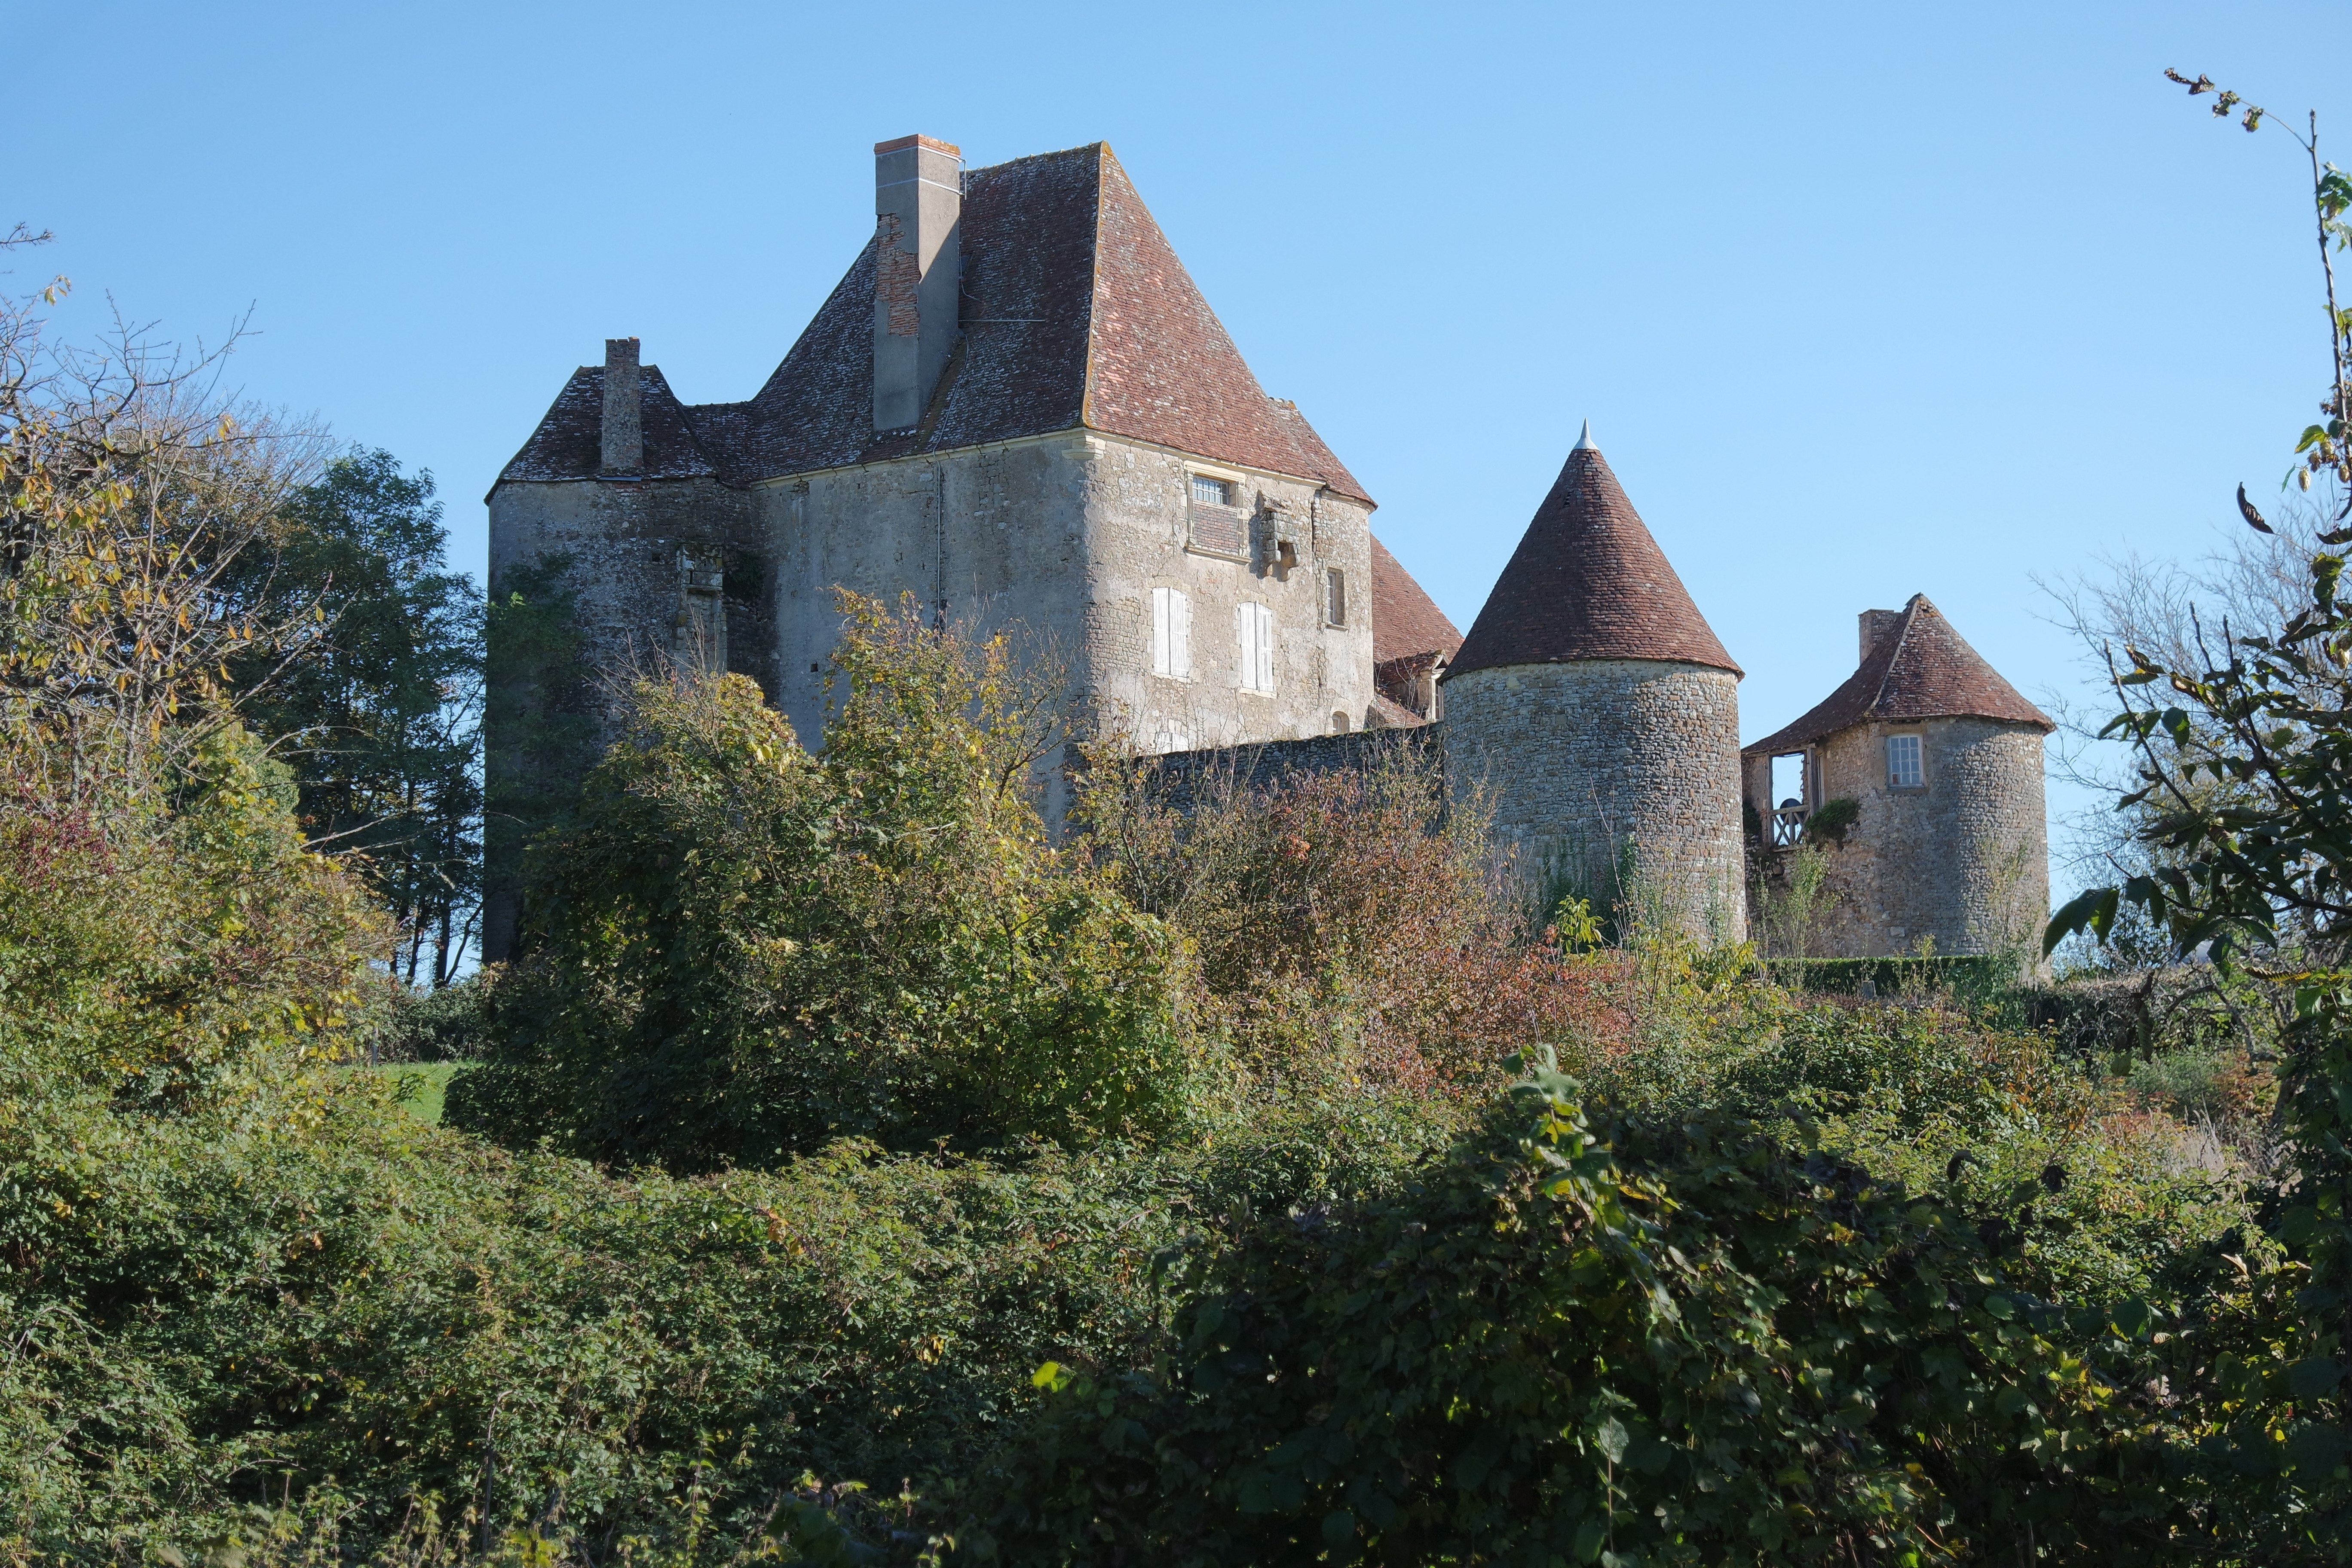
[1446,661,1746,941]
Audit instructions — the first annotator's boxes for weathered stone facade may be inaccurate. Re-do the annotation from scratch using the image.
[1746,718,2048,958]
[1446,661,1747,941]
[488,475,761,707]
[1742,598,2054,960]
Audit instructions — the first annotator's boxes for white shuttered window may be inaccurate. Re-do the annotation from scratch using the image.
[1236,601,1275,694]
[1150,587,1192,679]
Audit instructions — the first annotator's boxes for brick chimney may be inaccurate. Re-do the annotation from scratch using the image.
[600,337,642,475]
[1859,608,1904,663]
[872,134,962,432]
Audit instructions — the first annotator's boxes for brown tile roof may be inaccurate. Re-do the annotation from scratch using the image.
[495,364,718,483]
[1445,438,1740,680]
[1369,533,1461,664]
[494,143,1368,504]
[1743,594,2054,756]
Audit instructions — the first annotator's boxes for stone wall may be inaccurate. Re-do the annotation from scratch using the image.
[487,474,766,722]
[746,431,1374,758]
[1443,660,1745,942]
[1752,717,2047,959]
[1140,725,1442,815]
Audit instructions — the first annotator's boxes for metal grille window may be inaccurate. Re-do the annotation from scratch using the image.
[1324,567,1347,626]
[1150,586,1191,679]
[1236,601,1275,694]
[1188,474,1245,556]
[1886,733,1924,789]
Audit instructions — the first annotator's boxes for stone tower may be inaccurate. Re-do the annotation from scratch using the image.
[1741,595,2052,959]
[1441,426,1746,940]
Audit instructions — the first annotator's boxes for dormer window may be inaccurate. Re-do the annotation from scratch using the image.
[1886,733,1924,790]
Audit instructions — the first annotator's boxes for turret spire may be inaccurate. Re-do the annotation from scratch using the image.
[1572,418,1595,451]
[1448,439,1739,679]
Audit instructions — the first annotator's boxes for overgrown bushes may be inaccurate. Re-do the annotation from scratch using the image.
[450,600,1200,1167]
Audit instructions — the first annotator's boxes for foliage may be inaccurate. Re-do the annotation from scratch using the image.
[0,239,331,800]
[956,1052,2268,1566]
[481,552,598,964]
[227,449,484,986]
[1806,795,1860,844]
[1763,953,2017,999]
[0,723,388,1113]
[2046,71,2352,1553]
[1075,738,1628,1096]
[451,596,1200,1168]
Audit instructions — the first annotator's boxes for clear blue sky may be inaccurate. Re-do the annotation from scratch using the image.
[15,1,2346,879]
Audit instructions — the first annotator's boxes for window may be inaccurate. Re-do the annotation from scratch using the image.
[1236,601,1275,694]
[1188,472,1246,556]
[1150,586,1191,679]
[1886,733,1923,790]
[1324,567,1347,626]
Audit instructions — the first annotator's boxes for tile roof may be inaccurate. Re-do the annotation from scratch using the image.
[495,364,717,483]
[494,143,1368,504]
[1743,594,2054,756]
[1369,533,1462,664]
[1445,441,1740,680]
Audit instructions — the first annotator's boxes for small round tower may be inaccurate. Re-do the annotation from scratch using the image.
[1740,595,2052,958]
[1442,425,1746,940]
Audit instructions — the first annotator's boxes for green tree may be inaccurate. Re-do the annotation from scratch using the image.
[229,448,484,986]
[450,594,1203,1168]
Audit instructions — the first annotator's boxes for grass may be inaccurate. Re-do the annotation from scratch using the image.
[360,1061,464,1125]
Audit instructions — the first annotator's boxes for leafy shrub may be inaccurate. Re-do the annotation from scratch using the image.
[956,1056,2269,1566]
[0,724,387,1112]
[1076,737,1629,1095]
[451,598,1201,1168]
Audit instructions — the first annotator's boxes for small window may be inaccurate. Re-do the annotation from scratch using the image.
[1331,710,1351,734]
[1188,473,1245,556]
[1324,567,1347,627]
[1150,586,1192,680]
[1886,733,1924,790]
[1236,601,1275,694]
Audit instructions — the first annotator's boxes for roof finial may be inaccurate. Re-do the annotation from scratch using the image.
[1572,418,1596,452]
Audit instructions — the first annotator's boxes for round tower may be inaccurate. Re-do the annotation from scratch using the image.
[1740,595,2052,959]
[1442,425,1746,941]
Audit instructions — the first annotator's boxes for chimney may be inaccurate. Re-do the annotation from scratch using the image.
[871,134,963,432]
[1859,608,1904,664]
[601,337,642,475]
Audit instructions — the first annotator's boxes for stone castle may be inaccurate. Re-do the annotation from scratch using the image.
[485,134,2052,963]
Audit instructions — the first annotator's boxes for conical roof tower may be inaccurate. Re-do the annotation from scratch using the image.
[1443,426,1746,941]
[1449,423,1739,679]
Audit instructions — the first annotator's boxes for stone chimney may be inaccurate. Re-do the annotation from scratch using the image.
[872,134,962,432]
[1859,608,1904,663]
[600,337,642,475]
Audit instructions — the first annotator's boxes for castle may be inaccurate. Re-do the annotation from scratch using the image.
[485,134,2052,964]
